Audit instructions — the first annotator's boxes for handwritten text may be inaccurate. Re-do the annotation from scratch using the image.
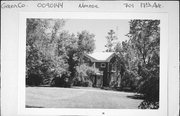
[37,2,63,8]
[1,2,26,9]
[79,3,99,8]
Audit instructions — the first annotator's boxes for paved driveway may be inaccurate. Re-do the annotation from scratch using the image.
[26,87,143,109]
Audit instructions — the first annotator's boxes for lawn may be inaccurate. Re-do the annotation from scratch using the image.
[26,87,143,109]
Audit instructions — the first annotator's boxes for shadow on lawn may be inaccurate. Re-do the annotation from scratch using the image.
[126,94,145,100]
[26,105,44,108]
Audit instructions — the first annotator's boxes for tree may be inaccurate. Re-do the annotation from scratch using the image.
[127,20,160,66]
[55,30,96,85]
[26,19,68,86]
[127,20,160,108]
[114,20,160,108]
[26,19,96,87]
[77,30,95,64]
[59,31,79,84]
[105,29,118,52]
[114,41,139,91]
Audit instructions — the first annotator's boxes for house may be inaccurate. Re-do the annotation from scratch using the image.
[84,52,121,87]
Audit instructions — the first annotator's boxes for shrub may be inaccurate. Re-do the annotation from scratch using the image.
[138,100,159,109]
[81,80,93,87]
[120,70,139,92]
[109,80,118,88]
[75,64,99,87]
[138,76,159,101]
[137,66,159,100]
[50,72,71,87]
[73,78,93,87]
[137,67,159,109]
[26,73,43,86]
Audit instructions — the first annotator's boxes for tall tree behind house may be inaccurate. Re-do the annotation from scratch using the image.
[105,29,118,52]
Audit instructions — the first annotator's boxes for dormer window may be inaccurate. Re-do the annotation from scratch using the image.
[101,63,106,68]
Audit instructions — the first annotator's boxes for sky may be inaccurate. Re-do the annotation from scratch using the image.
[63,19,130,52]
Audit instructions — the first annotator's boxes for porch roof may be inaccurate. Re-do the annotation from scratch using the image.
[85,52,115,62]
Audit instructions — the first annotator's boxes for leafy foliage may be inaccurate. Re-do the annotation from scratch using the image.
[50,72,71,87]
[114,20,160,109]
[26,19,96,87]
[120,70,139,91]
[74,64,99,87]
[138,100,159,109]
[26,19,68,86]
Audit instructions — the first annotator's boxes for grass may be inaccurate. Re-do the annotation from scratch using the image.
[26,87,143,109]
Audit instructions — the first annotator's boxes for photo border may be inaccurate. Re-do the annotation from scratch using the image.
[18,12,168,116]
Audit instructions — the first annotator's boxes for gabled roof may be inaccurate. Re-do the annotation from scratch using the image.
[85,52,116,62]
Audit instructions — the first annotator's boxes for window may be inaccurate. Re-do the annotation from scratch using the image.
[112,66,115,71]
[112,62,117,72]
[101,63,106,68]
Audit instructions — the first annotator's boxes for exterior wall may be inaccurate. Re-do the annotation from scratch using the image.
[94,58,118,87]
[83,55,120,87]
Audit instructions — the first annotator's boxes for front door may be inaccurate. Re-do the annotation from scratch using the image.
[102,70,108,87]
